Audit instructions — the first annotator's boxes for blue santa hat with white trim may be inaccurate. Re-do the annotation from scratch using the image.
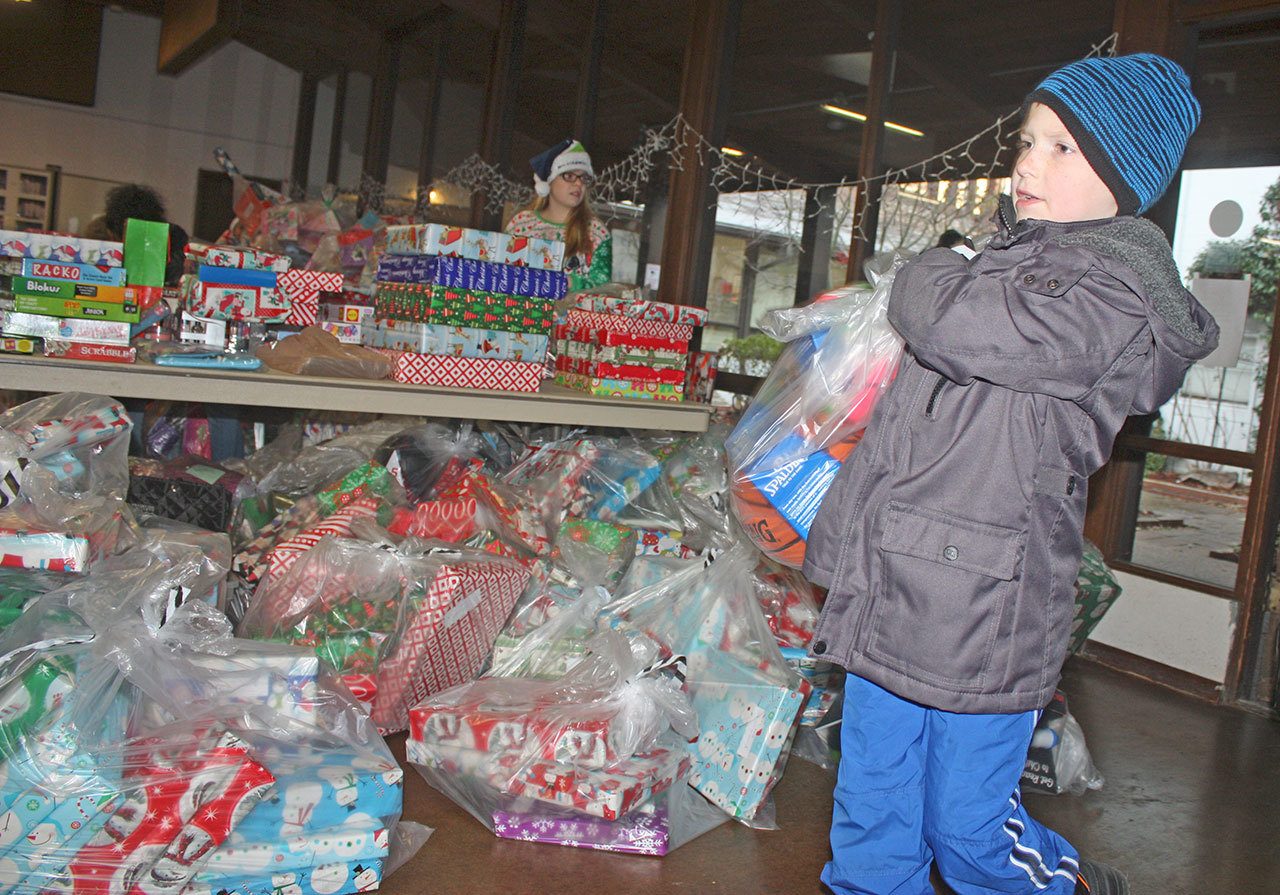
[530,139,594,197]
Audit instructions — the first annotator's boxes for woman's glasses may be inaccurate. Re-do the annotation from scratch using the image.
[559,171,594,186]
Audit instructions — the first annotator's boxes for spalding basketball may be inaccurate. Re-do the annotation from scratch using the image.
[731,432,862,568]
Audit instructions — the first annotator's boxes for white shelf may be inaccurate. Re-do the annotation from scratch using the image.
[0,354,712,432]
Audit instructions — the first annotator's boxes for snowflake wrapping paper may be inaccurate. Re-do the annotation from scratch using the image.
[491,805,673,856]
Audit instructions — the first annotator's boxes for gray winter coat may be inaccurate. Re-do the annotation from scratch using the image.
[802,198,1220,713]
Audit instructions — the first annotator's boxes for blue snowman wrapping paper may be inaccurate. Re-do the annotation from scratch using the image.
[230,745,403,843]
[184,858,384,895]
[685,652,808,821]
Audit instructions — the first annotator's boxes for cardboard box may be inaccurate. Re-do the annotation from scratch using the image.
[373,283,554,333]
[189,243,291,272]
[375,254,568,299]
[385,224,564,271]
[1,310,132,345]
[365,320,549,363]
[184,277,289,321]
[14,276,138,304]
[179,311,228,347]
[554,371,685,402]
[563,309,693,342]
[555,354,687,384]
[13,292,140,323]
[42,340,136,363]
[0,230,124,266]
[197,263,278,289]
[20,259,126,286]
[378,349,545,392]
[0,336,35,354]
[572,293,709,327]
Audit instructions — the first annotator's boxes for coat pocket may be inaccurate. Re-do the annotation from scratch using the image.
[866,501,1025,690]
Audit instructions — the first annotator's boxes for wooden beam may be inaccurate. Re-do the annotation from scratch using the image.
[471,0,528,230]
[573,0,610,147]
[289,73,318,195]
[157,0,240,75]
[846,0,901,284]
[657,0,742,312]
[1224,285,1280,702]
[326,69,348,186]
[796,185,835,304]
[362,38,402,189]
[417,23,450,190]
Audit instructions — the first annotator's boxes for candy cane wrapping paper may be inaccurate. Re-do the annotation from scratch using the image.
[371,557,530,733]
[263,496,383,586]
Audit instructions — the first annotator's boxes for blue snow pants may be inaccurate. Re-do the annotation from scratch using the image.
[823,675,1080,895]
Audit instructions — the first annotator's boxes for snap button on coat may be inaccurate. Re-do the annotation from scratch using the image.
[943,545,960,561]
[1047,278,1060,290]
[1022,273,1036,284]
[812,639,827,654]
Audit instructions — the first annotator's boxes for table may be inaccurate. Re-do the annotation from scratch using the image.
[0,355,712,432]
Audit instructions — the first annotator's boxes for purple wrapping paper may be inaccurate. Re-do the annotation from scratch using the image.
[375,255,568,300]
[492,805,671,856]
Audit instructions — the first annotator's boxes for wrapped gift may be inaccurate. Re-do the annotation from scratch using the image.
[1,310,141,345]
[42,341,137,363]
[372,554,531,732]
[1069,540,1122,655]
[374,255,567,300]
[315,461,392,515]
[686,652,809,820]
[554,355,687,385]
[384,225,563,272]
[559,338,687,370]
[387,497,480,542]
[0,230,124,266]
[197,825,388,877]
[563,309,693,342]
[378,350,544,393]
[571,294,708,327]
[373,283,555,332]
[634,529,699,559]
[277,270,343,327]
[232,496,324,586]
[492,804,672,855]
[552,517,635,587]
[555,323,689,352]
[515,743,690,820]
[683,350,717,403]
[318,320,365,344]
[59,728,276,895]
[196,264,277,289]
[233,744,403,842]
[13,277,138,305]
[185,859,385,895]
[0,526,91,572]
[263,496,384,584]
[189,244,291,273]
[365,320,548,363]
[183,276,290,321]
[21,260,127,287]
[555,371,685,403]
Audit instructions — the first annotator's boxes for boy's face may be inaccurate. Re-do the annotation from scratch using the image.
[1012,103,1119,223]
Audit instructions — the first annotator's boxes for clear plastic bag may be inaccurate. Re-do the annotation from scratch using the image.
[0,392,133,540]
[726,261,905,568]
[1021,691,1105,796]
[407,629,726,854]
[374,422,485,504]
[602,547,811,826]
[0,527,415,895]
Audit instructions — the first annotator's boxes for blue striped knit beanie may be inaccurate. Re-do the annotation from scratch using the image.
[1026,53,1201,215]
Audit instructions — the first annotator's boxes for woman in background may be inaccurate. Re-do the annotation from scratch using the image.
[506,139,611,290]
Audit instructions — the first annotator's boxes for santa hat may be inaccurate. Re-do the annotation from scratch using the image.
[530,139,593,197]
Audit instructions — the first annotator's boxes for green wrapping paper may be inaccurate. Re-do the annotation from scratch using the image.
[374,283,554,333]
[0,657,76,754]
[315,461,392,515]
[1068,540,1123,655]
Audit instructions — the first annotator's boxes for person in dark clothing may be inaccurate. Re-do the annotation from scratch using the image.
[805,54,1217,895]
[935,228,966,249]
[101,183,188,287]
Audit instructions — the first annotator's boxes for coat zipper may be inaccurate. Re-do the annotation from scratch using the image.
[924,374,946,419]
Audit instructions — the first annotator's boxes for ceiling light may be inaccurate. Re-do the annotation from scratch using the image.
[721,147,745,157]
[820,103,923,138]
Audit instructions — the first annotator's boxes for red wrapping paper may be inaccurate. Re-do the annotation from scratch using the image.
[377,350,544,392]
[562,309,693,342]
[372,557,530,733]
[553,324,690,352]
[554,355,687,384]
[263,496,382,585]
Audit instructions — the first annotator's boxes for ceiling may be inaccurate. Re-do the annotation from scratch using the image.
[98,0,1280,185]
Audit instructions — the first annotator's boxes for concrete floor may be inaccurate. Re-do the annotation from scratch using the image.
[380,658,1280,895]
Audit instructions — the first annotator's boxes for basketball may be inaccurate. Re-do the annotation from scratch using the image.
[731,431,862,568]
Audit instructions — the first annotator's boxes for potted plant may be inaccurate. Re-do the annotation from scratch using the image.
[718,332,784,377]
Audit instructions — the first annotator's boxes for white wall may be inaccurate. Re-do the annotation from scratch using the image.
[0,8,299,234]
[1089,571,1237,683]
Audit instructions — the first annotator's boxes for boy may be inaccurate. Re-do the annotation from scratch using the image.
[803,54,1219,895]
